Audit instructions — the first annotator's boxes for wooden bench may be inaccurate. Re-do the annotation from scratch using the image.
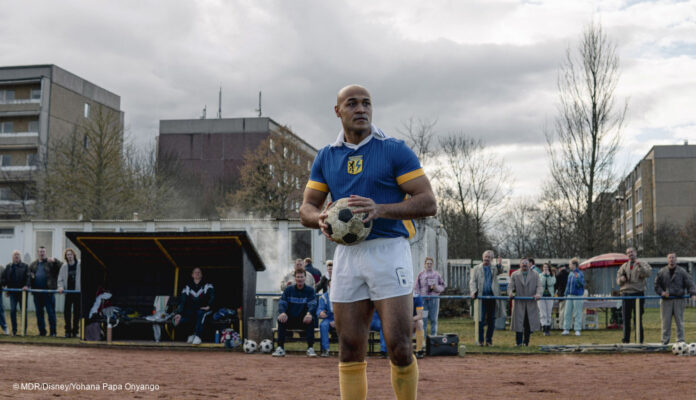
[272,327,383,354]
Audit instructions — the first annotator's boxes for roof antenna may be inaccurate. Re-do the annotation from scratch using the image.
[255,91,262,117]
[217,86,222,119]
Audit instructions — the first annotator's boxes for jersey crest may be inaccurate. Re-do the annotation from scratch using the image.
[347,155,363,175]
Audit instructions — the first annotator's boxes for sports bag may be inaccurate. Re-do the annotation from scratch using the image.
[426,334,459,356]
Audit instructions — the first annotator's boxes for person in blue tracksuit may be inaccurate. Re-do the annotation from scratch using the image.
[317,280,335,357]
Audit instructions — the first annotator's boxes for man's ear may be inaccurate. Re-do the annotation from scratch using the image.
[334,105,341,118]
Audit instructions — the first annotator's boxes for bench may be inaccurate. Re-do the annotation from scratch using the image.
[272,327,383,354]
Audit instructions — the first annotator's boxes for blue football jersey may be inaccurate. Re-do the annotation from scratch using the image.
[307,127,424,240]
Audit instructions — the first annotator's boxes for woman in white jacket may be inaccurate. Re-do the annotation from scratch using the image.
[538,263,556,336]
[57,248,81,338]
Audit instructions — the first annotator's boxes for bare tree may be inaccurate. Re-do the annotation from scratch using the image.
[546,22,627,257]
[398,117,438,170]
[225,134,311,219]
[438,134,510,258]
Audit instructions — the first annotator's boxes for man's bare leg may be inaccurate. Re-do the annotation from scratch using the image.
[334,299,374,400]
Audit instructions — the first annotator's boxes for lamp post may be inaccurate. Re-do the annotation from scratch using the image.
[615,195,624,250]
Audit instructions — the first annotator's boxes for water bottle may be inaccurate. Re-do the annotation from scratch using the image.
[215,330,220,344]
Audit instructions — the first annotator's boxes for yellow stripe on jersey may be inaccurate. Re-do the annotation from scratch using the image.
[396,168,425,185]
[401,192,416,239]
[306,180,328,192]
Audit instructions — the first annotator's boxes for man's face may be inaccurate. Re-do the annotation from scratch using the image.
[192,268,202,282]
[626,248,636,261]
[425,259,434,271]
[38,248,46,260]
[12,252,20,263]
[482,252,492,265]
[327,264,333,277]
[295,272,306,288]
[668,254,677,267]
[334,86,372,133]
[520,259,529,271]
[294,259,303,270]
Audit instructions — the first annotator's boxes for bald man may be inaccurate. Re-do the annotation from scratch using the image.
[300,85,437,400]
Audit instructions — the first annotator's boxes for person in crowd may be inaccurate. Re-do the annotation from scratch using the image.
[0,263,6,334]
[1,250,29,335]
[617,247,651,343]
[315,260,333,294]
[509,258,542,346]
[555,263,569,325]
[654,253,696,345]
[529,258,541,274]
[273,268,318,357]
[318,279,335,357]
[413,293,425,359]
[469,250,505,346]
[173,267,215,345]
[414,256,445,336]
[57,248,81,338]
[304,258,322,285]
[28,246,62,337]
[370,311,388,358]
[280,258,315,291]
[539,263,556,336]
[562,258,585,336]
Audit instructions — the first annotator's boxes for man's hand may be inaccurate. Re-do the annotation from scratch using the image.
[58,287,64,294]
[508,293,514,299]
[278,313,288,323]
[347,195,382,223]
[48,257,55,263]
[662,291,670,299]
[22,286,28,290]
[619,276,627,284]
[318,201,333,240]
[319,310,327,319]
[691,295,696,302]
[173,314,182,326]
[200,306,210,311]
[303,313,313,324]
[471,291,477,300]
[329,321,335,328]
[534,294,541,301]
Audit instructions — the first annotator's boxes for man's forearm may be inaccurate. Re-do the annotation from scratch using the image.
[299,204,321,228]
[377,192,436,220]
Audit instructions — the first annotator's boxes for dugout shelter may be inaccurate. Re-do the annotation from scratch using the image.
[66,231,265,342]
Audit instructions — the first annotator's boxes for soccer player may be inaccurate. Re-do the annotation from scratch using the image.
[300,84,436,400]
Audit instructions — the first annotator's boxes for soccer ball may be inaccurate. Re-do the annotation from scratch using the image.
[325,198,372,246]
[259,339,273,353]
[688,343,696,356]
[672,341,687,356]
[243,339,258,354]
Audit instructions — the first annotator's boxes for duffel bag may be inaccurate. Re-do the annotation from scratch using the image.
[426,333,459,356]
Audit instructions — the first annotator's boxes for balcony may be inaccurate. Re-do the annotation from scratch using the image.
[0,132,39,148]
[0,166,38,182]
[0,98,40,105]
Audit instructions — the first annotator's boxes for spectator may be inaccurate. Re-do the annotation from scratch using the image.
[0,263,6,334]
[617,247,651,344]
[539,263,556,336]
[303,258,322,285]
[529,258,541,274]
[369,311,387,358]
[317,279,335,357]
[28,246,62,337]
[1,250,29,335]
[173,267,215,345]
[654,253,696,345]
[57,248,81,338]
[273,268,317,357]
[413,293,425,359]
[562,258,585,336]
[469,250,505,346]
[509,258,542,346]
[280,259,315,292]
[315,260,333,294]
[414,256,445,336]
[555,264,569,324]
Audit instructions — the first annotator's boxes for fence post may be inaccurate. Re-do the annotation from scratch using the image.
[635,297,641,343]
[473,298,480,344]
[21,290,27,336]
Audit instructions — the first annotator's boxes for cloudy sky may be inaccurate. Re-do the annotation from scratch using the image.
[2,0,695,199]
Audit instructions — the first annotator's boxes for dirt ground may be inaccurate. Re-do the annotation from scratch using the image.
[1,343,694,399]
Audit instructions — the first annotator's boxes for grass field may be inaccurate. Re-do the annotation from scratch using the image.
[2,307,695,353]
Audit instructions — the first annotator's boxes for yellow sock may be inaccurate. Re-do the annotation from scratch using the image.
[338,361,367,400]
[391,356,419,400]
[415,330,424,352]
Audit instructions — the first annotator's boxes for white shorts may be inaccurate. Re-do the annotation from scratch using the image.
[330,237,413,303]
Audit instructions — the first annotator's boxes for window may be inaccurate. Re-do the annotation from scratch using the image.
[307,160,311,171]
[636,209,642,226]
[84,103,90,118]
[636,233,643,249]
[0,188,10,200]
[0,121,13,133]
[635,186,642,202]
[625,196,632,211]
[0,227,14,236]
[626,216,633,233]
[28,120,38,133]
[30,88,41,100]
[290,229,311,261]
[26,153,37,166]
[1,155,11,167]
[0,89,15,102]
[283,147,288,158]
[269,138,274,151]
[269,164,274,177]
[83,134,89,149]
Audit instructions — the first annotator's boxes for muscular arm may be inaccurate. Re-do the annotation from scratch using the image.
[349,175,437,222]
[299,188,329,229]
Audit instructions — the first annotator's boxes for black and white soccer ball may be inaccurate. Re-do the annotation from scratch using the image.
[259,339,273,353]
[688,343,696,356]
[672,341,687,356]
[243,339,258,354]
[325,198,372,246]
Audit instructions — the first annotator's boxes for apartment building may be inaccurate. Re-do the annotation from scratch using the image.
[0,65,123,218]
